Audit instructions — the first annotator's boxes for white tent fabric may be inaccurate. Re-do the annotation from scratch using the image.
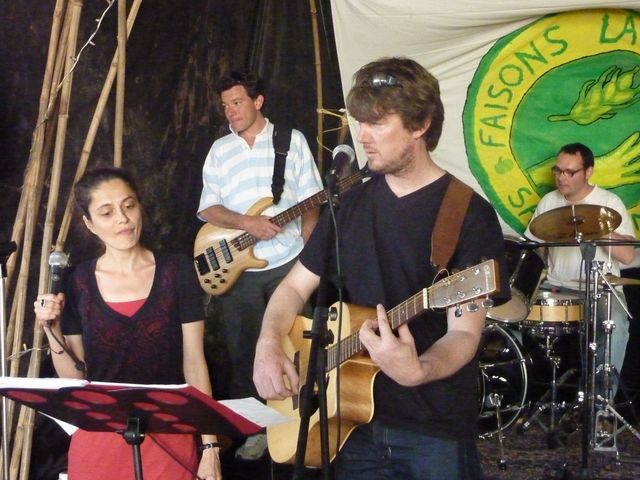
[330,1,640,236]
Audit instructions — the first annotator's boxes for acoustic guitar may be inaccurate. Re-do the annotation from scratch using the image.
[193,168,369,295]
[267,259,499,466]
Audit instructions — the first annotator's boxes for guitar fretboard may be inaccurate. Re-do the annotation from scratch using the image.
[326,289,429,371]
[324,259,497,372]
[232,169,368,251]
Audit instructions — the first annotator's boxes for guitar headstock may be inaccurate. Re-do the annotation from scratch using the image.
[428,259,498,309]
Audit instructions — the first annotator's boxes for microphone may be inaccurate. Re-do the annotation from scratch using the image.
[46,250,85,372]
[48,251,70,294]
[331,144,355,176]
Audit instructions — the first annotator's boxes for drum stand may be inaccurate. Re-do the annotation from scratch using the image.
[518,334,577,447]
[589,269,640,457]
[488,393,509,470]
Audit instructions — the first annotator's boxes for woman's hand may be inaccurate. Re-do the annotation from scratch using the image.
[33,292,65,330]
[197,445,222,480]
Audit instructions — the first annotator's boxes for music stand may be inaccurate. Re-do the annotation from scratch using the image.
[0,378,266,480]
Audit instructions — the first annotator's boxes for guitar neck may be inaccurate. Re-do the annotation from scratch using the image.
[325,259,497,372]
[327,289,429,371]
[235,168,368,250]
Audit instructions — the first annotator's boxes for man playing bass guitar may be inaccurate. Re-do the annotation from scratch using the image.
[197,69,323,460]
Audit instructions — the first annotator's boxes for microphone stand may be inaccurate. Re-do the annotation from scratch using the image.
[0,241,17,480]
[293,170,341,480]
[572,239,596,479]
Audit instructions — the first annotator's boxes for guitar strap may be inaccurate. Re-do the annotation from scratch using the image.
[271,124,292,205]
[430,175,474,271]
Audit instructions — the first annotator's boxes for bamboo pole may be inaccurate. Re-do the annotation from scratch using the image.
[5,105,59,442]
[13,1,85,477]
[6,2,71,362]
[309,0,325,175]
[114,0,127,167]
[4,0,67,293]
[5,9,70,475]
[56,0,142,250]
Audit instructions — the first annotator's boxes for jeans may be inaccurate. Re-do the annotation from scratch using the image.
[334,421,483,480]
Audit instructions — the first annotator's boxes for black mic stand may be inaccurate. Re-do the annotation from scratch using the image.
[0,241,16,480]
[293,169,342,480]
[574,240,596,479]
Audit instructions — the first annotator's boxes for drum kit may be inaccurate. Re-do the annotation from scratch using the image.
[476,204,640,471]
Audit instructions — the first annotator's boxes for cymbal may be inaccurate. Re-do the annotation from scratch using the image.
[571,274,640,286]
[602,274,640,287]
[529,204,621,242]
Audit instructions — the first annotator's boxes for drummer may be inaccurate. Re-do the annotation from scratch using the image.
[524,142,636,393]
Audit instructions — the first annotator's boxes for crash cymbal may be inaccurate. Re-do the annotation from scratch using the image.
[602,274,640,287]
[529,204,621,242]
[571,274,640,286]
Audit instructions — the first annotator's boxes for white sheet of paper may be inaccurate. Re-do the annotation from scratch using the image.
[219,397,291,428]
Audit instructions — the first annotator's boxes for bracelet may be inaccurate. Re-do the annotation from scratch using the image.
[199,442,220,452]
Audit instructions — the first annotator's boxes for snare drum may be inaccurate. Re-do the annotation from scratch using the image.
[487,236,546,323]
[522,291,583,336]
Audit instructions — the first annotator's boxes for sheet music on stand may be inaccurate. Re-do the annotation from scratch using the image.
[0,376,289,436]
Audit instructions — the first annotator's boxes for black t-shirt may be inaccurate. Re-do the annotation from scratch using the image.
[62,254,203,384]
[300,173,510,439]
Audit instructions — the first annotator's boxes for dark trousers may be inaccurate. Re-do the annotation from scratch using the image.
[218,259,297,400]
[334,421,483,480]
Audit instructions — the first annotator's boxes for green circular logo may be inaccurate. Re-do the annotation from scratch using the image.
[464,9,640,236]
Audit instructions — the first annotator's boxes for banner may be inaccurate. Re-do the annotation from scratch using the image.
[330,1,640,237]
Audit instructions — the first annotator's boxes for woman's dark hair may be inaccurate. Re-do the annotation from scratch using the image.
[74,166,141,218]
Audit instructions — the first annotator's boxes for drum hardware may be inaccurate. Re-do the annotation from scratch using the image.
[517,334,578,444]
[588,269,640,454]
[488,393,508,471]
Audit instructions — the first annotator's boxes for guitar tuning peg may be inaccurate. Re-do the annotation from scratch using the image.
[466,301,479,313]
[455,304,463,318]
[481,296,494,309]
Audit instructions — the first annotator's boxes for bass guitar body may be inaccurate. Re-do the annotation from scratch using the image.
[193,198,272,295]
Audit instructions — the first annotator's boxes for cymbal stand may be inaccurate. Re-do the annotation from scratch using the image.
[590,269,640,455]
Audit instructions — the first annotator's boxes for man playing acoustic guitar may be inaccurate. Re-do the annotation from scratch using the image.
[197,69,323,460]
[253,57,510,478]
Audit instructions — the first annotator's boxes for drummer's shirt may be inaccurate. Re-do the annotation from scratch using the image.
[524,185,636,290]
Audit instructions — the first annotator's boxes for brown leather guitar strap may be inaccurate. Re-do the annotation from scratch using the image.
[430,176,474,271]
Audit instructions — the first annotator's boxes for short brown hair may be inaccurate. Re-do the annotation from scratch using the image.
[346,57,444,151]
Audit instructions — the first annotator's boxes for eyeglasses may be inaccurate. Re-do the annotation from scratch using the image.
[370,73,399,88]
[551,166,584,178]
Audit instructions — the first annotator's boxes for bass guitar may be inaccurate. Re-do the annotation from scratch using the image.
[193,168,369,295]
[267,259,499,466]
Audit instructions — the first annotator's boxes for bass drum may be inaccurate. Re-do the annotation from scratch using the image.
[477,324,528,438]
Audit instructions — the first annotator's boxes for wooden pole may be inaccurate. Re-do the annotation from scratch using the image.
[309,0,325,174]
[4,0,68,292]
[56,0,143,250]
[6,1,70,362]
[14,1,85,477]
[114,0,127,167]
